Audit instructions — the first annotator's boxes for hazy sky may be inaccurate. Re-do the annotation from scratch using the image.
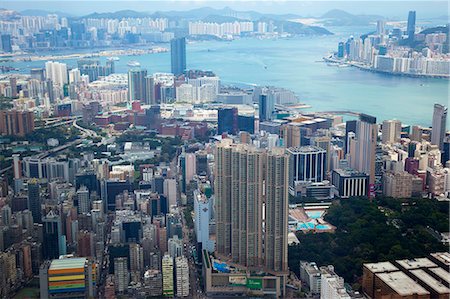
[1,1,448,18]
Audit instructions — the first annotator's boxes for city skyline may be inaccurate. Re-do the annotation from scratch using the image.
[0,1,448,19]
[0,1,448,298]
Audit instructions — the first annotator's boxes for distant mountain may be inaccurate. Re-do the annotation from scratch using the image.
[76,7,330,36]
[0,8,21,21]
[82,10,151,19]
[202,14,244,23]
[80,6,301,22]
[420,25,449,35]
[320,9,384,26]
[20,9,73,17]
[273,20,333,35]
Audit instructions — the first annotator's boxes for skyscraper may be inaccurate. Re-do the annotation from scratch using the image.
[114,257,129,293]
[287,146,327,196]
[407,11,416,42]
[45,61,68,86]
[145,76,156,105]
[348,114,377,191]
[42,210,64,259]
[175,256,190,297]
[128,69,148,102]
[381,120,402,144]
[170,37,186,76]
[27,179,41,223]
[217,107,238,135]
[376,20,385,35]
[1,34,12,53]
[264,147,289,274]
[0,110,35,137]
[259,94,274,122]
[77,186,91,214]
[162,254,174,297]
[431,104,447,150]
[215,139,288,278]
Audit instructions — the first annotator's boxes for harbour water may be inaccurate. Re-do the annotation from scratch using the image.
[2,26,448,128]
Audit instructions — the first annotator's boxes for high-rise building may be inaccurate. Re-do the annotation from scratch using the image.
[215,140,288,287]
[101,179,133,211]
[9,77,17,98]
[382,120,402,144]
[143,269,163,297]
[77,186,91,214]
[1,34,12,53]
[45,61,68,86]
[114,257,129,293]
[287,146,327,196]
[145,76,156,105]
[349,114,377,192]
[259,94,274,122]
[431,104,447,150]
[128,69,148,102]
[280,123,303,148]
[39,257,97,299]
[170,37,186,76]
[407,11,416,42]
[42,210,64,259]
[163,178,177,206]
[337,42,345,58]
[320,266,352,299]
[129,243,144,281]
[217,107,238,135]
[238,114,255,134]
[168,235,183,258]
[194,189,215,252]
[27,179,41,223]
[77,230,94,257]
[376,20,386,35]
[175,256,190,297]
[0,110,35,137]
[331,168,369,198]
[179,152,196,193]
[264,147,289,274]
[162,254,174,297]
[383,171,413,198]
[30,68,45,81]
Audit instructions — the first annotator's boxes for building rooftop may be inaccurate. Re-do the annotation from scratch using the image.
[409,269,450,294]
[428,267,450,285]
[375,271,429,296]
[333,168,369,177]
[395,257,437,270]
[430,252,450,267]
[287,145,326,154]
[49,257,87,270]
[364,262,399,273]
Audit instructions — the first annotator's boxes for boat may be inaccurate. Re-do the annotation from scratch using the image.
[127,60,141,67]
[108,56,120,61]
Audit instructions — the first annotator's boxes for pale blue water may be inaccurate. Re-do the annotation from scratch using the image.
[316,224,330,230]
[305,211,323,219]
[3,26,448,128]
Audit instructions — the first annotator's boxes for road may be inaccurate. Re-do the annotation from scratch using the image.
[181,205,204,299]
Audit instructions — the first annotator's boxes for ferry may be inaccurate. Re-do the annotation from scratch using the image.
[127,60,141,67]
[108,56,120,61]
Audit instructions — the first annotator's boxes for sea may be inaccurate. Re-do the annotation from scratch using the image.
[2,26,449,129]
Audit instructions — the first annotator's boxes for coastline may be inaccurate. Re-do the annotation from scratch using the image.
[0,47,169,63]
[323,56,450,79]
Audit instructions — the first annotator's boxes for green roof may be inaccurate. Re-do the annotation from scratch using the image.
[49,258,87,270]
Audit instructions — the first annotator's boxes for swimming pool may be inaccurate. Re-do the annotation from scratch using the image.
[305,211,324,219]
[213,261,230,273]
[297,221,316,230]
[316,224,330,230]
